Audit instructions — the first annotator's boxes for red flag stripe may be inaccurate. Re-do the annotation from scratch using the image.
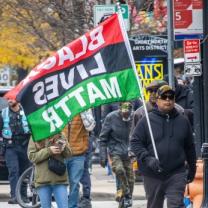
[6,13,123,100]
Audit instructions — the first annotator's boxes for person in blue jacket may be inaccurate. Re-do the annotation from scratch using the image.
[0,97,31,204]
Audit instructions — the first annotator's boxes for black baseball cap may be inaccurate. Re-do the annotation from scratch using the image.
[156,85,175,98]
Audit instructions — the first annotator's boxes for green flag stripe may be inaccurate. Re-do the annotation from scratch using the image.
[28,68,140,141]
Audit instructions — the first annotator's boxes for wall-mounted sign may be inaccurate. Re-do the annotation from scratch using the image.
[184,63,202,76]
[184,39,201,63]
[93,4,129,31]
[129,35,168,100]
[0,68,10,85]
[173,0,203,40]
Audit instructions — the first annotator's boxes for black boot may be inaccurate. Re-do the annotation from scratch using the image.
[123,195,132,207]
[8,197,18,204]
[78,197,92,208]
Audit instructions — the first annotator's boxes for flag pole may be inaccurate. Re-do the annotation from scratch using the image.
[116,2,159,160]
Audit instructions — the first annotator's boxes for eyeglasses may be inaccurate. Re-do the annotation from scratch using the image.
[159,94,175,100]
[148,89,157,93]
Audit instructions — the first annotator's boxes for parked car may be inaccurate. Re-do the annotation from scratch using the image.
[0,87,13,181]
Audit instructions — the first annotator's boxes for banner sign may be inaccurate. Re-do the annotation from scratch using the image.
[130,35,168,57]
[6,14,140,141]
[130,35,168,100]
[136,58,166,100]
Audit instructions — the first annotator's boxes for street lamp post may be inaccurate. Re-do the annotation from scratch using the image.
[166,0,175,88]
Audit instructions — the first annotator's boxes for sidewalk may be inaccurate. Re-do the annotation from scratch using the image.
[0,164,147,203]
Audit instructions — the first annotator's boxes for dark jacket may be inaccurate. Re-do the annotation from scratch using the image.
[130,102,184,137]
[99,110,132,160]
[164,75,194,109]
[130,108,196,179]
[175,83,194,109]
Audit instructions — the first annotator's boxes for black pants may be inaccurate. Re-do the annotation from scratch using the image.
[143,172,187,208]
[5,144,30,198]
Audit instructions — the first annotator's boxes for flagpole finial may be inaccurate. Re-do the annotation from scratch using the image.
[116,1,121,10]
[116,1,122,16]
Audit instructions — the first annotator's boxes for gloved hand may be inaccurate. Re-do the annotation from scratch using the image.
[128,151,136,163]
[128,150,136,158]
[146,157,162,173]
[100,158,107,168]
[187,168,196,183]
[99,145,107,168]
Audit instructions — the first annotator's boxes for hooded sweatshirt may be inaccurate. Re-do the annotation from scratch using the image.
[130,107,196,179]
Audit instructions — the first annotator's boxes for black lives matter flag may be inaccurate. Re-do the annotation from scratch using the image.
[6,13,141,141]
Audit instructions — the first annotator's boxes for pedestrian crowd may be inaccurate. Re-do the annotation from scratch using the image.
[0,74,196,208]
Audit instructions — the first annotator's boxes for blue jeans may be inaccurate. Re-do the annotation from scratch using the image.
[66,155,85,208]
[80,152,91,198]
[36,184,68,208]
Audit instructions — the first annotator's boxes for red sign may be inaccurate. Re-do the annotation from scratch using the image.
[173,0,203,39]
[184,39,200,53]
[174,0,192,10]
[174,10,192,29]
[192,0,203,9]
[184,39,201,63]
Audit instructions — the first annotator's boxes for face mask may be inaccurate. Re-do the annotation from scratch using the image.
[122,116,131,121]
[121,111,132,121]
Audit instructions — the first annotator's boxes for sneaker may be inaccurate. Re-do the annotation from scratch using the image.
[8,197,18,204]
[78,197,92,208]
[22,197,30,203]
[115,189,123,202]
[123,196,132,207]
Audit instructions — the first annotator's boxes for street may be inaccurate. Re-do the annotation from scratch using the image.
[0,201,147,208]
[0,0,206,207]
[0,164,148,207]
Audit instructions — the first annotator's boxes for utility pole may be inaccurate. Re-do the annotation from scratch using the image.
[167,0,175,88]
[199,0,208,206]
[192,0,207,157]
[202,0,208,144]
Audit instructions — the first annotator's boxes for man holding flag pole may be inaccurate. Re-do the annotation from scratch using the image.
[130,84,196,208]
